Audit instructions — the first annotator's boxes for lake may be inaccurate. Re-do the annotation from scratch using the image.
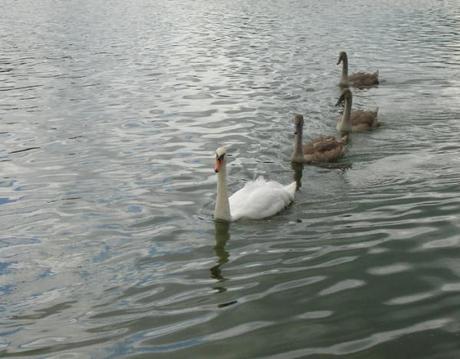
[1,0,460,357]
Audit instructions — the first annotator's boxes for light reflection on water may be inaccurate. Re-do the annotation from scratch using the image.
[1,0,460,357]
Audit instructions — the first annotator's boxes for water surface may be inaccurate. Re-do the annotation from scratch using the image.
[1,0,460,357]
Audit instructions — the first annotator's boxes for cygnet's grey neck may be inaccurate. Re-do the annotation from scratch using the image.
[292,125,304,162]
[341,56,349,83]
[337,94,352,133]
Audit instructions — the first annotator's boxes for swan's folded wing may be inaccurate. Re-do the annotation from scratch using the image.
[314,141,341,153]
[227,176,267,208]
[349,72,379,87]
[229,177,294,220]
[351,110,376,126]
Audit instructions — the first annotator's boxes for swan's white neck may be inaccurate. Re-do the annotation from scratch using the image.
[341,56,348,84]
[337,95,352,133]
[214,160,231,222]
[291,125,304,162]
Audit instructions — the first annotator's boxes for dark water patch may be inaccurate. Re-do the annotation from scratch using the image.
[0,197,17,205]
[0,84,43,92]
[9,147,40,154]
[1,0,460,357]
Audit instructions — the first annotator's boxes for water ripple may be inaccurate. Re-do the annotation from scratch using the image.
[1,0,460,357]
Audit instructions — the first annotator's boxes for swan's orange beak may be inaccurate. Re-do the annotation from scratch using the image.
[214,159,222,173]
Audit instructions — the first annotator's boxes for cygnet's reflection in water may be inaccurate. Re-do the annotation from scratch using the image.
[291,159,350,192]
[291,162,304,191]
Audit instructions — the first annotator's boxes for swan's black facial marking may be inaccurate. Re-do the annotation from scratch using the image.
[214,152,225,173]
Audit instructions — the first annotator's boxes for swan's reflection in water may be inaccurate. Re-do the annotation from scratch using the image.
[210,221,230,284]
[211,221,238,307]
[208,163,304,302]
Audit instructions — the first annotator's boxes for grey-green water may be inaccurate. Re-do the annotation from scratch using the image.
[1,0,460,357]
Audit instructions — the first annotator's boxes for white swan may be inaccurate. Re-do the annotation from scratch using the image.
[213,146,296,222]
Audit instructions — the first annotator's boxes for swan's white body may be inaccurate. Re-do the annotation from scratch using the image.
[228,177,296,221]
[213,147,295,222]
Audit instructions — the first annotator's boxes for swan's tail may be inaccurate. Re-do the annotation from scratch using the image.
[285,181,297,199]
